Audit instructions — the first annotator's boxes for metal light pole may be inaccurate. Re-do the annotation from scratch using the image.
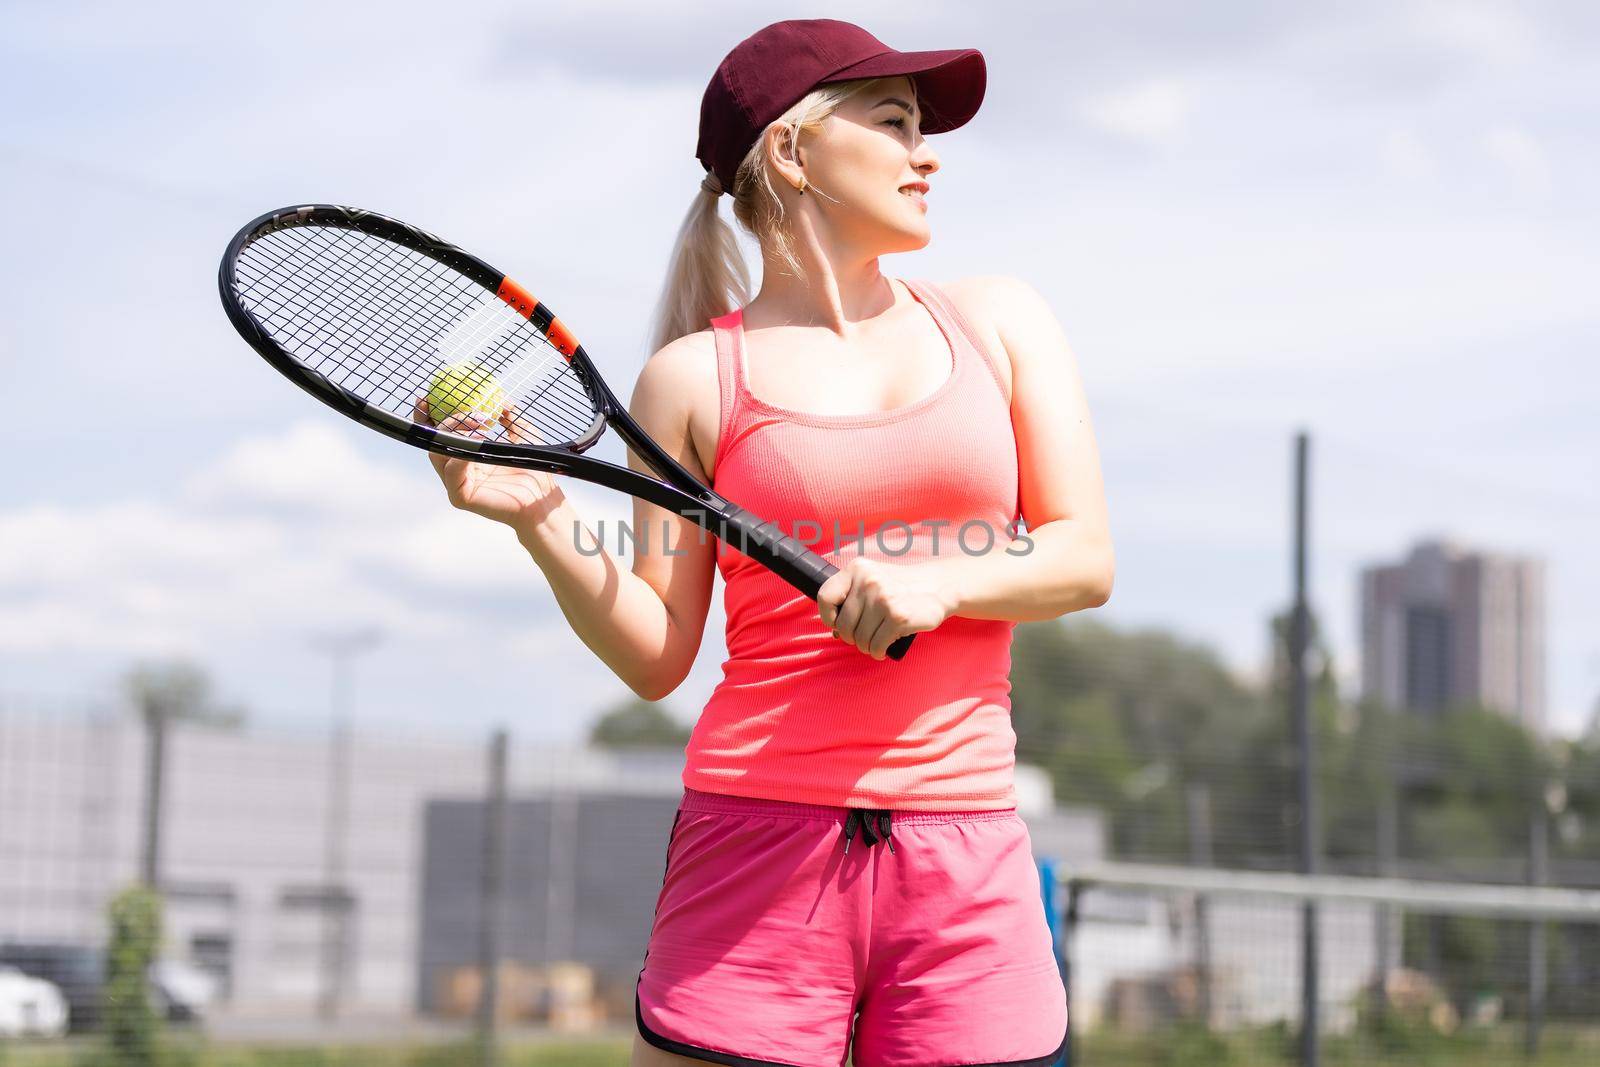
[140,704,168,890]
[312,626,382,1022]
[1291,431,1320,1067]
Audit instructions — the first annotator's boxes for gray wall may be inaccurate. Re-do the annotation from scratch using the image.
[416,792,680,1015]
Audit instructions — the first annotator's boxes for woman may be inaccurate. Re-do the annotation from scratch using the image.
[428,18,1113,1067]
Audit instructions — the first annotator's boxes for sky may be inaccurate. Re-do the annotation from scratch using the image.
[1,0,1595,742]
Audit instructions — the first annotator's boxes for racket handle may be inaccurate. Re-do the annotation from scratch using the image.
[718,506,915,662]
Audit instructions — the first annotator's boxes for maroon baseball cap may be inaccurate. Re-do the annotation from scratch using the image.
[696,18,986,194]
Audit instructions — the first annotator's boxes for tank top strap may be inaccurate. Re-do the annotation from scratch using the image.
[902,278,1010,405]
[708,307,748,484]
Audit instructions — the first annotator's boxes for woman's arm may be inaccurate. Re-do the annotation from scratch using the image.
[932,274,1115,621]
[511,334,718,700]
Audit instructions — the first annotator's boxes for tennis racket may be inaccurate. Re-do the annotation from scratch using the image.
[217,204,914,661]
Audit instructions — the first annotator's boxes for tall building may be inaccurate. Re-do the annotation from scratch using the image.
[1359,538,1546,733]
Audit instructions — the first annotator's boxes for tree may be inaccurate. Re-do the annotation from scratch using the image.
[122,660,246,732]
[1563,729,1600,856]
[122,659,246,889]
[1011,618,1284,863]
[589,697,692,749]
[1006,610,1600,1017]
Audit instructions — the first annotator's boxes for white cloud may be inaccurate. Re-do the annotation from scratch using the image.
[1382,127,1437,181]
[1411,0,1538,67]
[1076,79,1191,147]
[0,422,648,661]
[0,502,282,587]
[1483,124,1552,196]
[0,417,668,734]
[184,422,425,518]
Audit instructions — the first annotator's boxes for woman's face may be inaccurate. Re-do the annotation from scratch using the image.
[796,76,941,254]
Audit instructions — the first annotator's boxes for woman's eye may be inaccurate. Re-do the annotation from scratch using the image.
[883,117,906,129]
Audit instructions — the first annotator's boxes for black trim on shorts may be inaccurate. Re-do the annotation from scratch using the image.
[635,974,808,1066]
[950,1016,1070,1067]
[634,972,1070,1067]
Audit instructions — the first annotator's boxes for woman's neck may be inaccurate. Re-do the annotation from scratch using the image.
[746,228,899,335]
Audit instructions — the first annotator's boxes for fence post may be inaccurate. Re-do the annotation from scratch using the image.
[476,728,509,1067]
[1187,783,1214,1028]
[1526,804,1548,1058]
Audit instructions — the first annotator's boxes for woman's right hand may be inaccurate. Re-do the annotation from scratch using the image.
[414,396,561,530]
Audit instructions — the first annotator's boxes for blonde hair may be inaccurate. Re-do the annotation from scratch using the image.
[645,77,901,357]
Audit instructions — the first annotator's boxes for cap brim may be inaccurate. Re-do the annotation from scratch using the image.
[820,47,986,134]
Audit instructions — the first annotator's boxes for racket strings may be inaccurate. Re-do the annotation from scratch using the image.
[231,225,598,448]
[289,228,524,410]
[243,229,432,382]
[238,229,479,407]
[240,226,596,439]
[265,225,597,431]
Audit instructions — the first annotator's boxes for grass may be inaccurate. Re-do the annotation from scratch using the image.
[0,1036,636,1067]
[4,1023,1598,1067]
[1077,1020,1600,1067]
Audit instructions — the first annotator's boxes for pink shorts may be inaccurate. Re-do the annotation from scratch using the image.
[635,787,1069,1067]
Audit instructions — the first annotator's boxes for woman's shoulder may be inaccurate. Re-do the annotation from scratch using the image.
[930,274,1035,333]
[635,327,723,479]
[923,275,1029,401]
[637,327,718,403]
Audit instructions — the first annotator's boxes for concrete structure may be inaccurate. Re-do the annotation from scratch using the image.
[413,761,1105,1020]
[0,701,1101,1022]
[1069,886,1386,1033]
[1359,538,1546,733]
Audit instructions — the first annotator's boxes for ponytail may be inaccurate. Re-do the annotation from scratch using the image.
[644,177,750,357]
[644,77,887,358]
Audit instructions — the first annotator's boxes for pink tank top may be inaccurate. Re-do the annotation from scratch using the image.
[683,278,1022,811]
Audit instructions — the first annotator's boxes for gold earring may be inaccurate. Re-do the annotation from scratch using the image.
[796,176,807,195]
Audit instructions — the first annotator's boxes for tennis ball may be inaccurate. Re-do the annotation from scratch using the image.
[426,362,507,423]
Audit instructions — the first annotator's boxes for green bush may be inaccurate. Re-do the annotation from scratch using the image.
[78,885,165,1067]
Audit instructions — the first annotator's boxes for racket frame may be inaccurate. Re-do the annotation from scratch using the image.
[218,204,913,660]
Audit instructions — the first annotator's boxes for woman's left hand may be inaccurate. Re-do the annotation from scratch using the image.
[816,557,958,660]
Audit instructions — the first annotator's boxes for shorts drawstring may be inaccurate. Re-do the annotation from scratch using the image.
[841,807,896,855]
